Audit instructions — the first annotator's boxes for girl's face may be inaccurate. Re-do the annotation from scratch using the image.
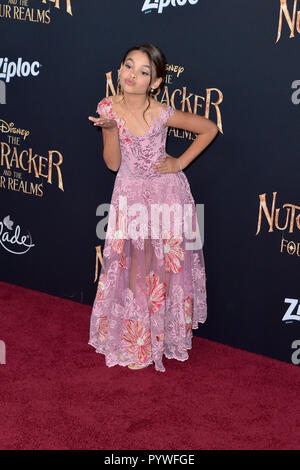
[119,50,161,95]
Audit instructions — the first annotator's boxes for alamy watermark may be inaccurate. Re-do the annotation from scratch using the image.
[0,80,5,104]
[291,340,300,365]
[96,197,205,250]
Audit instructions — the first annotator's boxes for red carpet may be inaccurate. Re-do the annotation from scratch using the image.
[0,280,299,450]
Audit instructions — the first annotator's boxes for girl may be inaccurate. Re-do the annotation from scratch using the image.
[88,43,218,372]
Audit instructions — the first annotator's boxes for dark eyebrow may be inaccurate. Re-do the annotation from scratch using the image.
[125,57,151,69]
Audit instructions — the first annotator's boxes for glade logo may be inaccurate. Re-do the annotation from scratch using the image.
[0,58,41,84]
[142,0,199,14]
[0,215,35,254]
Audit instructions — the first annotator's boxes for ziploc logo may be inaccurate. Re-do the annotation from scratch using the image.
[282,298,300,323]
[142,0,199,14]
[0,58,41,84]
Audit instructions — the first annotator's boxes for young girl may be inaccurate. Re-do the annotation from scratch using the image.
[88,43,218,372]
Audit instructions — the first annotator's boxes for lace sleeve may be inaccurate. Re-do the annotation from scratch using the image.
[96,97,112,118]
[160,104,175,127]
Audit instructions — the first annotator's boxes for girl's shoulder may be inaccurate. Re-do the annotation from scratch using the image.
[155,101,175,127]
[145,98,175,126]
[96,96,113,117]
[147,97,172,117]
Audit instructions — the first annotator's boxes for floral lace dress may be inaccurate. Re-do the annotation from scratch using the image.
[88,96,207,372]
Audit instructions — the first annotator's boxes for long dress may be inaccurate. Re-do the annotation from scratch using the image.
[88,96,207,372]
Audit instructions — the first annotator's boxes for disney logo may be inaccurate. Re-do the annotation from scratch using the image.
[0,120,30,140]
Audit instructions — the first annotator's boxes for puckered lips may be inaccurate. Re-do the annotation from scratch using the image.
[125,79,135,86]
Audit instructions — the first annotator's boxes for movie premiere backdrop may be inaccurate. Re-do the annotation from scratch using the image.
[0,0,299,367]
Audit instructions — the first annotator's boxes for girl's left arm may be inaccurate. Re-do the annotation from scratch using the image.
[165,109,219,170]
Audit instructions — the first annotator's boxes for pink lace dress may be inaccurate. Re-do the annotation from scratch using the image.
[88,96,207,372]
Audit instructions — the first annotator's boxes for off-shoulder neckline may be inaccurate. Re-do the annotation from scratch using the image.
[106,96,169,140]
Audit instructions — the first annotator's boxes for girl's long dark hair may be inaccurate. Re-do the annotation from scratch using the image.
[117,43,167,125]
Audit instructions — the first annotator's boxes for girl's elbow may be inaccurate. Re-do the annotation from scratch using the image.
[207,122,218,137]
[108,164,120,172]
[212,123,219,136]
[106,158,120,172]
[103,154,120,172]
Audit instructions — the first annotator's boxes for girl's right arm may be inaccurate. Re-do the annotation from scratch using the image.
[101,124,121,172]
[88,99,121,172]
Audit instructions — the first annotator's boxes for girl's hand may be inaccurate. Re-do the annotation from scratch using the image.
[88,115,118,129]
[154,153,182,174]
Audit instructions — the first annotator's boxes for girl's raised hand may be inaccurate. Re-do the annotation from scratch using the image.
[88,115,118,129]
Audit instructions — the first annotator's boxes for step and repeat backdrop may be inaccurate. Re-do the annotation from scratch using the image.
[0,0,299,366]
